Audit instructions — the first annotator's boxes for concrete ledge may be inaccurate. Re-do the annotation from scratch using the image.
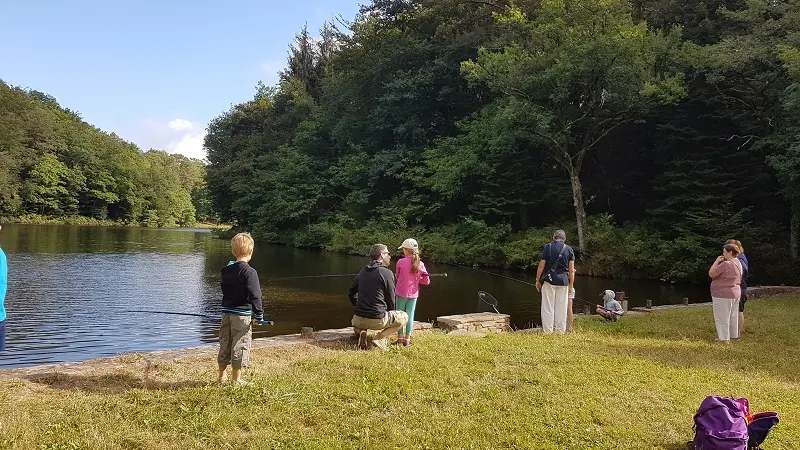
[627,286,799,314]
[516,327,543,334]
[309,321,434,341]
[747,286,800,299]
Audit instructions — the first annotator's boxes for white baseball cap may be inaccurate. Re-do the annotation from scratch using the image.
[399,238,419,250]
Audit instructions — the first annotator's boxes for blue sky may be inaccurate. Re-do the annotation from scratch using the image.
[0,0,363,160]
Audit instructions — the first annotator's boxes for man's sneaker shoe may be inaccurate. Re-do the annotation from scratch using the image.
[357,330,369,350]
[371,338,389,351]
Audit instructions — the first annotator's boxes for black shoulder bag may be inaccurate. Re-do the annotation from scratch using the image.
[541,242,569,284]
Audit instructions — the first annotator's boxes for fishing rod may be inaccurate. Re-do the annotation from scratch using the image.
[461,264,598,308]
[125,274,449,324]
[123,310,274,325]
[266,273,448,283]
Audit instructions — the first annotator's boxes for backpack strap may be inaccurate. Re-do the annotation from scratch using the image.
[542,242,569,282]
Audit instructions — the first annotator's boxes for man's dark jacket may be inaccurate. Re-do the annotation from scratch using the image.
[348,260,396,319]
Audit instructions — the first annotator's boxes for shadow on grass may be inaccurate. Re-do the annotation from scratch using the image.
[306,331,411,352]
[26,372,206,394]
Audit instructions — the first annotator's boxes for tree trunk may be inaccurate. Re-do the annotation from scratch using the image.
[792,198,800,261]
[519,203,530,230]
[568,167,587,258]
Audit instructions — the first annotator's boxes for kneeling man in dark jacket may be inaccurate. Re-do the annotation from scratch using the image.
[348,244,408,351]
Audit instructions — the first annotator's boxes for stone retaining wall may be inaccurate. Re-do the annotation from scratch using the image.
[435,312,511,333]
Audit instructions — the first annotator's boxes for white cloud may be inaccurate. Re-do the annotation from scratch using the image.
[168,118,193,131]
[133,118,207,161]
[172,131,206,160]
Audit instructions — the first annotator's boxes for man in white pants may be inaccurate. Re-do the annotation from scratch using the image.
[535,230,576,333]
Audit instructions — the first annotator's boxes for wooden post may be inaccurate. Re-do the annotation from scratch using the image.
[615,291,627,312]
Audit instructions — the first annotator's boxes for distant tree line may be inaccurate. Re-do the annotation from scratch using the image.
[0,81,213,226]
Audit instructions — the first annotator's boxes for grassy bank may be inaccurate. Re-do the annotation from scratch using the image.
[1,298,798,449]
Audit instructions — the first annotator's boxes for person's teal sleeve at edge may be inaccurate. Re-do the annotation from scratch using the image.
[0,247,8,322]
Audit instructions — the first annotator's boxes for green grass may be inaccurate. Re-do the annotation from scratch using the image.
[1,298,798,449]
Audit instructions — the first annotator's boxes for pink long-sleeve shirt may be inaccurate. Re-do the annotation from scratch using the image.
[709,259,742,300]
[395,256,430,298]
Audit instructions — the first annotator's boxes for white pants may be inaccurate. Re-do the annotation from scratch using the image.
[541,282,569,334]
[712,297,740,341]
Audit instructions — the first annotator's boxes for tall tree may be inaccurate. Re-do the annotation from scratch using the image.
[697,0,800,259]
[462,0,685,255]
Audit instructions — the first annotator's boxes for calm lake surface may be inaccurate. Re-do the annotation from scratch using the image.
[0,224,711,368]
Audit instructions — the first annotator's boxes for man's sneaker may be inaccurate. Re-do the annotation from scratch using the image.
[357,330,369,350]
[371,338,389,351]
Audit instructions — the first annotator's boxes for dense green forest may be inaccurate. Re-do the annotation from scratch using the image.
[0,81,213,227]
[205,0,800,284]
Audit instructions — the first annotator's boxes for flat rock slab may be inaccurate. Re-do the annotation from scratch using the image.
[307,321,433,341]
[436,312,511,327]
[447,329,488,338]
[516,327,543,334]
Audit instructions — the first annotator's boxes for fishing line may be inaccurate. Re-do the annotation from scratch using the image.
[458,265,537,286]
[123,310,274,325]
[266,273,448,283]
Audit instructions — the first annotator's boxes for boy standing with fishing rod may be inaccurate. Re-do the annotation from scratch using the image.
[394,238,431,346]
[217,232,264,386]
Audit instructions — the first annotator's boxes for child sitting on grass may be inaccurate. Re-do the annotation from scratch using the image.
[217,232,264,386]
[596,289,623,322]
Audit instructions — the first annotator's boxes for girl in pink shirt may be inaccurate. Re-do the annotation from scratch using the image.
[395,238,431,346]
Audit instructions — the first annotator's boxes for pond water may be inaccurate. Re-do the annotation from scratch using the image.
[0,224,711,368]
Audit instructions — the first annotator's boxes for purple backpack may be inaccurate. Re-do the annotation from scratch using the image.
[693,396,748,450]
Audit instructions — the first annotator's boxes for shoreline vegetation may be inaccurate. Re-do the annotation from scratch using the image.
[4,215,230,230]
[219,216,795,285]
[1,296,797,449]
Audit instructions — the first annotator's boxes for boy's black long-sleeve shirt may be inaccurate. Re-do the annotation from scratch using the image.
[221,261,264,318]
